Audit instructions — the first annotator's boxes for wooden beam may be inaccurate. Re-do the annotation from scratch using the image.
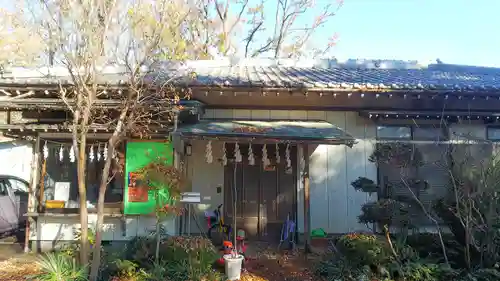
[39,132,113,140]
[302,144,311,254]
[180,134,354,145]
[25,134,40,253]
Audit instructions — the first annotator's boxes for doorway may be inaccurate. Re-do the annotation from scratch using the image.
[223,143,297,241]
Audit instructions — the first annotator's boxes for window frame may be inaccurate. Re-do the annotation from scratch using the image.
[7,178,29,193]
[376,125,412,140]
[376,125,449,141]
[375,124,450,229]
[487,126,500,141]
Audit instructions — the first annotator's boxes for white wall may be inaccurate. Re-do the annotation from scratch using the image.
[33,215,176,243]
[0,139,33,181]
[24,118,493,244]
[182,140,225,234]
[196,109,378,234]
[300,112,377,234]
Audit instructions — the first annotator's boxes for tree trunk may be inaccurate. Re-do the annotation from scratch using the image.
[89,143,115,281]
[89,102,129,280]
[78,137,89,268]
[155,191,161,263]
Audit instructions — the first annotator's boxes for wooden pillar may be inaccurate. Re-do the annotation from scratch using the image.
[302,144,311,254]
[25,134,40,253]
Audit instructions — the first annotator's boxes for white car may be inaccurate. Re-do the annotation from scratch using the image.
[0,175,29,235]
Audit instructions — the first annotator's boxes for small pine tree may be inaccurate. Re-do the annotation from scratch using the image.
[352,142,427,232]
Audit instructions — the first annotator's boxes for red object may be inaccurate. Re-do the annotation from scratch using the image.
[128,186,148,202]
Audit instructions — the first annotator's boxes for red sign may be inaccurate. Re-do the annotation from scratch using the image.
[128,172,149,202]
[128,187,149,202]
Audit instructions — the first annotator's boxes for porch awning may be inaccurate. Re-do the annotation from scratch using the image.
[176,119,356,146]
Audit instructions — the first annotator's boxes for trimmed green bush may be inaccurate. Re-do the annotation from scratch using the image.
[336,233,392,266]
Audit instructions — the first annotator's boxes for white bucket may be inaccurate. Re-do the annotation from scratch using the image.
[223,254,244,280]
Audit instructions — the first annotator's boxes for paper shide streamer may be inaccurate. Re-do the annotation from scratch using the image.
[205,140,213,164]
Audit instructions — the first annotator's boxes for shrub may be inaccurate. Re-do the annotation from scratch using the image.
[123,236,158,267]
[109,259,149,281]
[336,233,392,266]
[315,255,372,281]
[358,199,412,228]
[393,261,458,281]
[161,236,221,281]
[405,233,464,266]
[30,252,87,281]
[457,268,500,281]
[116,235,221,281]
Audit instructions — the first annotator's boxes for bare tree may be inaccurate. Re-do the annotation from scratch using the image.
[0,4,43,67]
[204,0,343,58]
[3,1,210,280]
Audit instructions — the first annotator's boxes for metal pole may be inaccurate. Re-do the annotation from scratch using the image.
[233,162,237,251]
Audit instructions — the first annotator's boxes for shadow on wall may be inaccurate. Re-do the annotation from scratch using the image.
[309,142,368,184]
[307,140,375,233]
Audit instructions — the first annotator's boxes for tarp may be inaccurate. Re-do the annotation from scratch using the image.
[176,119,355,145]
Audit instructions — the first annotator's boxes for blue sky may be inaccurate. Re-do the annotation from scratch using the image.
[3,0,499,67]
[328,0,500,67]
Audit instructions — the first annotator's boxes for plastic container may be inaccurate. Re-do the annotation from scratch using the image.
[45,200,65,208]
[223,254,244,280]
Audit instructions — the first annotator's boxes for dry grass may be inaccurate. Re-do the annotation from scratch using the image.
[0,257,41,281]
[238,243,321,281]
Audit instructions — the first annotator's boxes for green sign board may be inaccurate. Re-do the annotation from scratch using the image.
[124,141,174,215]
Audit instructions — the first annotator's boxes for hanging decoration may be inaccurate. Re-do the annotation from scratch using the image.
[248,144,255,165]
[234,142,242,163]
[59,145,64,162]
[285,143,291,168]
[205,141,213,164]
[97,144,102,162]
[103,143,108,161]
[275,143,281,164]
[89,145,95,162]
[39,139,111,164]
[43,141,49,159]
[69,145,75,162]
[222,142,228,166]
[262,144,271,167]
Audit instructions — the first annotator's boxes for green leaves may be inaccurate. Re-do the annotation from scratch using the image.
[31,253,87,281]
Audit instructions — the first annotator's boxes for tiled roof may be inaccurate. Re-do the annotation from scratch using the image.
[3,59,500,93]
[172,59,500,92]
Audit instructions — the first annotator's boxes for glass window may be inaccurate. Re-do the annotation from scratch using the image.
[8,179,28,193]
[487,127,500,141]
[413,127,446,140]
[377,126,411,139]
[0,180,9,196]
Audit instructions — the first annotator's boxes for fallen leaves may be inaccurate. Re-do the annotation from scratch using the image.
[0,258,40,281]
[237,244,320,281]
